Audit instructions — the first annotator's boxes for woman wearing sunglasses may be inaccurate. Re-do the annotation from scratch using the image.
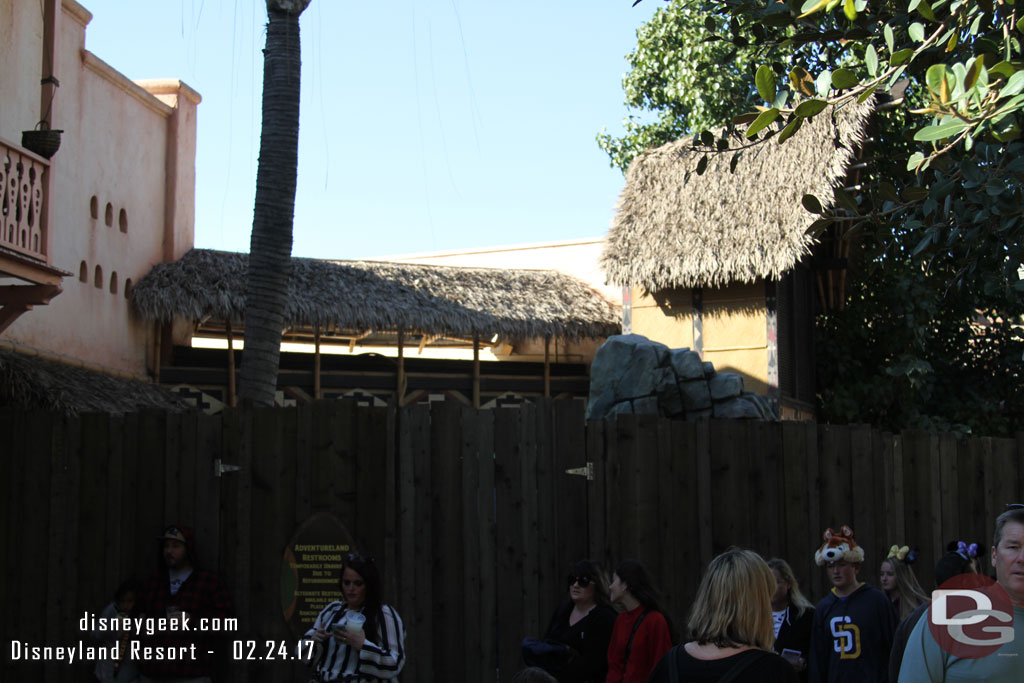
[529,560,617,682]
[302,553,405,682]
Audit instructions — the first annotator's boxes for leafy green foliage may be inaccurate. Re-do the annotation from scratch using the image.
[615,0,1024,435]
[597,0,796,171]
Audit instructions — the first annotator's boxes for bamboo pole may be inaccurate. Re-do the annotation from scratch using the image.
[226,320,236,407]
[153,322,162,385]
[543,335,551,397]
[472,333,480,409]
[314,324,321,400]
[397,329,405,407]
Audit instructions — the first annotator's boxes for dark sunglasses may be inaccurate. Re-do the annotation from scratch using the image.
[345,552,376,565]
[567,574,593,588]
[1006,504,1024,510]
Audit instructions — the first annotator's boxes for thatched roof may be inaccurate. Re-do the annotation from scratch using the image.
[132,249,621,341]
[602,100,874,290]
[0,348,187,416]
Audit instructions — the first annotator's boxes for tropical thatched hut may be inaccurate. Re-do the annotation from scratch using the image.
[602,100,873,418]
[132,249,621,408]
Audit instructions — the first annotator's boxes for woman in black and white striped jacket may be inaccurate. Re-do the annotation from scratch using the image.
[303,554,406,682]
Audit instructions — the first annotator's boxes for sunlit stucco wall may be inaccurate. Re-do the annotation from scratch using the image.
[4,0,199,376]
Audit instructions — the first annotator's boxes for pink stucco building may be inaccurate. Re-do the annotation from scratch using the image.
[1,0,198,379]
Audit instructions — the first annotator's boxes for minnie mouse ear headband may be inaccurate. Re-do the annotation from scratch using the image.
[946,540,982,560]
[887,544,919,564]
[815,525,865,566]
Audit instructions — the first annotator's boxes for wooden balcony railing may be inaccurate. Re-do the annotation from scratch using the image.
[0,137,49,263]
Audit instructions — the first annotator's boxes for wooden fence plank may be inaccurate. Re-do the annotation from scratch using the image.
[802,422,823,600]
[384,402,398,607]
[849,425,877,564]
[195,413,222,572]
[751,420,784,559]
[43,414,71,683]
[885,433,906,560]
[310,401,335,512]
[958,438,987,571]
[937,432,959,552]
[219,406,252,682]
[534,399,558,630]
[902,431,935,584]
[359,406,388,565]
[248,405,283,682]
[119,413,141,581]
[694,419,713,570]
[178,411,198,532]
[136,411,166,564]
[926,432,944,586]
[634,414,661,570]
[658,419,696,627]
[818,424,852,536]
[164,411,182,525]
[614,414,639,561]
[477,409,498,682]
[104,415,125,601]
[0,412,15,658]
[295,404,313,529]
[396,405,424,683]
[551,400,588,574]
[494,407,522,683]
[586,420,607,566]
[22,413,53,682]
[518,402,541,642]
[431,400,464,683]
[603,417,622,570]
[411,404,433,680]
[333,401,357,540]
[461,406,483,683]
[781,421,814,599]
[78,413,108,621]
[709,419,748,554]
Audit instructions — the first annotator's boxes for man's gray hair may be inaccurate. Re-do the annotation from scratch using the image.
[993,507,1024,548]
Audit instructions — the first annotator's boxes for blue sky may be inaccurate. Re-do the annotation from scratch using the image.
[80,1,664,259]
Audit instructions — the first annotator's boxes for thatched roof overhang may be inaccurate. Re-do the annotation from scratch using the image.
[601,100,874,291]
[0,348,187,416]
[131,249,621,342]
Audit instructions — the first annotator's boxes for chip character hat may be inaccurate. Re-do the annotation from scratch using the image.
[158,526,187,543]
[814,525,865,566]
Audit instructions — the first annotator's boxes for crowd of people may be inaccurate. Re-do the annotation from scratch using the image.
[88,506,1024,683]
[520,507,1024,683]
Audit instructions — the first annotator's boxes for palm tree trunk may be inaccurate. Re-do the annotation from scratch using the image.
[239,2,309,405]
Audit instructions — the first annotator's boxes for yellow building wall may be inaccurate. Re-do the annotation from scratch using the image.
[631,283,769,397]
[630,287,694,349]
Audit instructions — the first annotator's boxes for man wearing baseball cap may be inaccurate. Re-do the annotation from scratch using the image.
[136,525,234,682]
[898,507,1024,681]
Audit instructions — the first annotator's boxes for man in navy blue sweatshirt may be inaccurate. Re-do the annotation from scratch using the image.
[808,525,898,682]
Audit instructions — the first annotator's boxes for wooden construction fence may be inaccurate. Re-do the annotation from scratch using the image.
[1,402,1021,682]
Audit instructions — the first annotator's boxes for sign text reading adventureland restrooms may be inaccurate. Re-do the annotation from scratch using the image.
[281,513,356,637]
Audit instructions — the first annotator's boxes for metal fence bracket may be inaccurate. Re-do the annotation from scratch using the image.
[565,462,594,481]
[214,459,242,477]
